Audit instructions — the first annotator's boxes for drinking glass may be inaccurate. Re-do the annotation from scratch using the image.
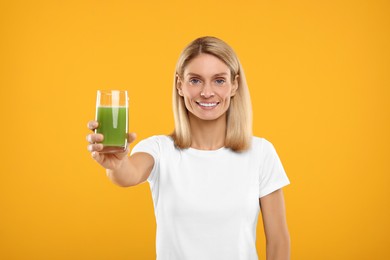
[95,90,129,153]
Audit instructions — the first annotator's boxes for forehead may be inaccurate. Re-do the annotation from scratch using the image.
[184,54,230,77]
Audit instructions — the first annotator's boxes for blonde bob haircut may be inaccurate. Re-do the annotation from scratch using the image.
[171,36,253,152]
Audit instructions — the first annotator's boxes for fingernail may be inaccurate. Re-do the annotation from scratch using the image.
[92,151,97,158]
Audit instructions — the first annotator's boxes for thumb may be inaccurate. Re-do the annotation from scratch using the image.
[127,132,137,144]
[123,133,137,157]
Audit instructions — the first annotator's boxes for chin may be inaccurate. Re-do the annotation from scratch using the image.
[192,112,226,122]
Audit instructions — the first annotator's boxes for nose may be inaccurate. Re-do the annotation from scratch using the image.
[200,83,215,98]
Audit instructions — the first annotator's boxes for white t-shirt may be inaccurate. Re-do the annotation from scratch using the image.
[131,135,290,260]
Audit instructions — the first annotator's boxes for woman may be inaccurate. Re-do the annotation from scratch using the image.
[87,36,290,260]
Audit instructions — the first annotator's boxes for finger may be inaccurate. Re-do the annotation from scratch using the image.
[91,151,103,163]
[86,133,104,143]
[87,143,103,152]
[87,120,99,130]
[127,132,137,144]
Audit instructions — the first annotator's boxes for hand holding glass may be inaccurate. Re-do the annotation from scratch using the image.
[95,90,128,153]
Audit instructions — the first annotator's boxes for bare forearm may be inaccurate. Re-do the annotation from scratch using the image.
[261,189,291,260]
[105,152,153,187]
[266,236,290,260]
[106,157,138,187]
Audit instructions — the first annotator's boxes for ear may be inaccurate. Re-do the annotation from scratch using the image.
[231,74,239,97]
[176,74,184,96]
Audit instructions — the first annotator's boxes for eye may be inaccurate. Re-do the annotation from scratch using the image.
[189,78,202,85]
[215,78,226,85]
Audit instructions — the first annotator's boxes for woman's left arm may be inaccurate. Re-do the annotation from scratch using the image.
[260,189,290,260]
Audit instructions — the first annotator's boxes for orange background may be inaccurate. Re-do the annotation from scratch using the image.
[1,0,389,259]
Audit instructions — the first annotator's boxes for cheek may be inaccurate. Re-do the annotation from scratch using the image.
[217,88,233,100]
[224,97,232,108]
[181,89,196,109]
[182,88,198,99]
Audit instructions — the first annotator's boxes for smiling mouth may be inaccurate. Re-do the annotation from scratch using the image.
[196,101,219,108]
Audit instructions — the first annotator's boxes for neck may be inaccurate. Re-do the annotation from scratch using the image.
[188,114,227,150]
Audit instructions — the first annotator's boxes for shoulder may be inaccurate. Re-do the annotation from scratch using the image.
[131,135,174,156]
[249,136,282,160]
[134,135,173,150]
[143,134,172,142]
[137,135,173,146]
[251,136,274,151]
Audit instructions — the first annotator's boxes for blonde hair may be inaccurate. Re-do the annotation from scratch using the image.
[171,36,252,152]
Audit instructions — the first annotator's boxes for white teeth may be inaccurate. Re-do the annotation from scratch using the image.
[198,102,217,107]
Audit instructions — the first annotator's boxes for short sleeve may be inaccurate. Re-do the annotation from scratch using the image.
[130,135,161,183]
[259,139,290,198]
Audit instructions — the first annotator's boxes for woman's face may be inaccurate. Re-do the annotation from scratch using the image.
[177,53,238,122]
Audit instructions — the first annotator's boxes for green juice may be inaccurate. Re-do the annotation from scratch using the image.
[96,106,128,153]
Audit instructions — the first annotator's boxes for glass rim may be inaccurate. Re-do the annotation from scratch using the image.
[97,90,128,94]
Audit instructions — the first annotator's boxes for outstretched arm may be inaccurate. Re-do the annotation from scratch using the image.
[87,120,154,187]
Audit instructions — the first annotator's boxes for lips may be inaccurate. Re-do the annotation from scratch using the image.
[196,101,219,108]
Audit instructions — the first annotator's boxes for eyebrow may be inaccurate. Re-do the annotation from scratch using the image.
[186,72,229,78]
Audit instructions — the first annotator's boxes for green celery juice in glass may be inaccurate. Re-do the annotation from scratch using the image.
[96,106,128,153]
